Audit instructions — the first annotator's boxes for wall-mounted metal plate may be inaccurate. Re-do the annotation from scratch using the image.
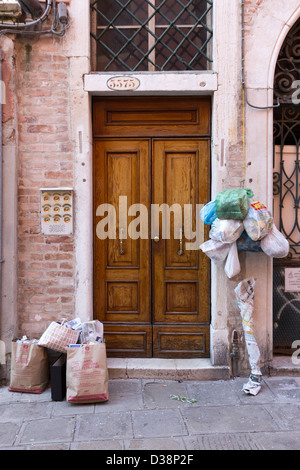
[40,188,73,235]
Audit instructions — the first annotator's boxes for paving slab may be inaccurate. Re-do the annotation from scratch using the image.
[71,439,124,450]
[95,380,144,412]
[263,403,300,430]
[254,431,300,451]
[0,422,21,447]
[183,433,264,450]
[74,412,133,441]
[0,402,53,423]
[185,380,239,406]
[142,381,191,409]
[124,437,186,450]
[132,409,187,439]
[16,416,76,445]
[182,404,279,434]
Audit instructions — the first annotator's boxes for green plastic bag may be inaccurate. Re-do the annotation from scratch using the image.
[215,188,254,220]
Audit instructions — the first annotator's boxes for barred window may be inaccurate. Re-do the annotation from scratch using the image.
[91,0,213,72]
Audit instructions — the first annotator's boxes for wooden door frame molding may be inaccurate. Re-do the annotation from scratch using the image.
[93,96,211,358]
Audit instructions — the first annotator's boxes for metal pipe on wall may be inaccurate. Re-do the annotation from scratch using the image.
[0,50,4,354]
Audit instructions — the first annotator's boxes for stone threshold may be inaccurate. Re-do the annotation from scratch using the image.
[107,358,230,381]
[269,356,300,377]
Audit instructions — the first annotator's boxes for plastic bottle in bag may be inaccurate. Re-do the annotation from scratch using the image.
[243,202,273,241]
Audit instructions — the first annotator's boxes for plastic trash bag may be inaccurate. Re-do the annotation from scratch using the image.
[200,239,231,264]
[210,219,244,244]
[234,278,262,396]
[224,242,241,278]
[243,202,273,241]
[200,201,217,225]
[237,231,262,253]
[260,225,289,258]
[80,320,104,344]
[215,188,254,220]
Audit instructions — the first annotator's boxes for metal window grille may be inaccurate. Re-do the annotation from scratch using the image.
[273,19,300,355]
[273,20,300,260]
[90,0,213,72]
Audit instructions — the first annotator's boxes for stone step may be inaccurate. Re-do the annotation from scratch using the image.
[107,358,230,381]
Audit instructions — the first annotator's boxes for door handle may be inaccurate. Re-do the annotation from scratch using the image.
[154,236,160,243]
[178,228,184,256]
[119,227,125,255]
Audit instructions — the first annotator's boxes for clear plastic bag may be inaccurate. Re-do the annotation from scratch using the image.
[200,239,231,264]
[243,202,273,241]
[260,225,289,258]
[80,320,104,344]
[209,219,244,244]
[224,242,241,279]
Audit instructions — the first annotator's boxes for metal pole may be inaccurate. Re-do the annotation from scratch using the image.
[0,50,3,345]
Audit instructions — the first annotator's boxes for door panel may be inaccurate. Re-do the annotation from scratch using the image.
[152,140,210,328]
[94,140,151,356]
[93,96,211,137]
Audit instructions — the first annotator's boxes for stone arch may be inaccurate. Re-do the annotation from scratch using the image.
[242,1,300,368]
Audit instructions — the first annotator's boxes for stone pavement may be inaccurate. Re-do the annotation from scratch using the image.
[1,375,300,451]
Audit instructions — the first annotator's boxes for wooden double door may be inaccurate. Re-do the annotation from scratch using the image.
[93,97,211,358]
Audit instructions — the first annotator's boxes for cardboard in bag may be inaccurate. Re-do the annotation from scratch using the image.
[9,341,49,394]
[66,343,109,403]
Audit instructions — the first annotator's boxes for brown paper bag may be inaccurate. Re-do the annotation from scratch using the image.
[66,343,109,403]
[9,341,49,393]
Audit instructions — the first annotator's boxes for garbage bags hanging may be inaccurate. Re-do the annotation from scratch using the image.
[234,278,262,396]
[215,188,254,220]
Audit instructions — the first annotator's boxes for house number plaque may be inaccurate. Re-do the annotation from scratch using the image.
[107,76,140,91]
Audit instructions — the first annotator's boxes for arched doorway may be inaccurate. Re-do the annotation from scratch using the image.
[273,18,300,355]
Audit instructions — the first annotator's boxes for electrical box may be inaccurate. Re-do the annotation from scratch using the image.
[0,0,22,18]
[40,188,73,236]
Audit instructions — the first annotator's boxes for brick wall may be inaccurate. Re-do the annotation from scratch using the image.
[16,36,75,338]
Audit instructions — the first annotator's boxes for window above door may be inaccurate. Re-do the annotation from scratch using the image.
[90,0,213,72]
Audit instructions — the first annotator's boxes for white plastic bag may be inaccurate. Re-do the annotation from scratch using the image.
[200,239,231,264]
[243,202,273,241]
[261,226,289,258]
[209,219,244,244]
[224,242,241,279]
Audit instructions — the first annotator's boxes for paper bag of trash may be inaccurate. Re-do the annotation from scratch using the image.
[66,342,109,404]
[38,320,80,353]
[9,337,49,394]
[235,278,262,396]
